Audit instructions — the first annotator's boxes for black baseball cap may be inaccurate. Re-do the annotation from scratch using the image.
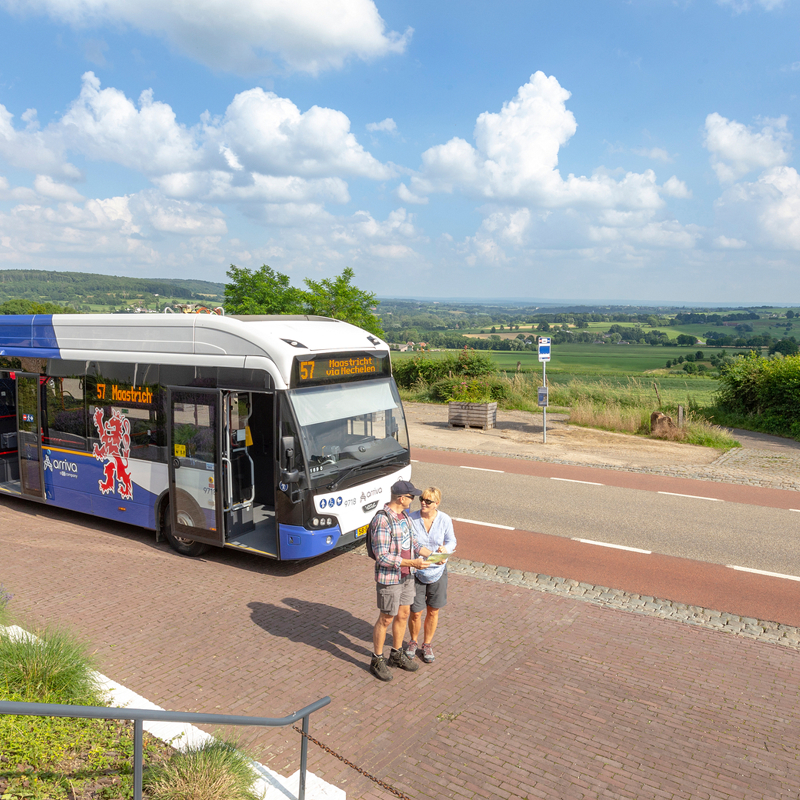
[391,479,422,497]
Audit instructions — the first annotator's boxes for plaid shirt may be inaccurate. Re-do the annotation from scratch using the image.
[370,503,421,585]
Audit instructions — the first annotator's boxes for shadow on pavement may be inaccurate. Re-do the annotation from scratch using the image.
[248,597,373,669]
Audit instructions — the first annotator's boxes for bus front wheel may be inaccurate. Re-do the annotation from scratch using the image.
[163,501,209,557]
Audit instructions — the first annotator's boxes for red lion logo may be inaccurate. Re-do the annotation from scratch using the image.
[92,407,133,500]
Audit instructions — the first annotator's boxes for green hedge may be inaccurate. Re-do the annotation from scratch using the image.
[392,349,495,389]
[716,352,800,437]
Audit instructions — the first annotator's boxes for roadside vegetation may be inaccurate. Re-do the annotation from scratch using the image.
[709,351,800,439]
[1,269,796,443]
[0,589,259,799]
[394,349,739,449]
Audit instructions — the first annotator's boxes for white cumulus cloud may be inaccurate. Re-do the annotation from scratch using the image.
[0,0,411,75]
[407,72,679,211]
[206,87,392,180]
[714,235,748,249]
[395,183,428,205]
[33,175,85,202]
[704,112,791,183]
[0,73,391,213]
[715,166,800,250]
[366,118,397,134]
[60,73,200,175]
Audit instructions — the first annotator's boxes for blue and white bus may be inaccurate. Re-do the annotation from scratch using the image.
[0,312,411,559]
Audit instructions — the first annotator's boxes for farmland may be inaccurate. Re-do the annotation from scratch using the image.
[391,344,724,406]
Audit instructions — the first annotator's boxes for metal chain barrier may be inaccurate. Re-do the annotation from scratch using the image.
[292,725,412,800]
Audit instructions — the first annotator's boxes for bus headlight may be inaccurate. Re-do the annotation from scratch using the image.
[310,515,338,529]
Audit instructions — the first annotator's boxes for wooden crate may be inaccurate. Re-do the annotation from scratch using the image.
[447,401,497,430]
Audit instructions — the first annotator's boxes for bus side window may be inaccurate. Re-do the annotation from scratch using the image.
[44,376,87,451]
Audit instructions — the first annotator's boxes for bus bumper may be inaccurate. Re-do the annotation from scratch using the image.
[279,523,343,560]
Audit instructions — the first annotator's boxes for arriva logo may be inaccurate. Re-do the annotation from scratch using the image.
[43,455,78,474]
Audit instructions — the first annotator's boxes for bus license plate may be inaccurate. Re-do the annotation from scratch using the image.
[356,525,368,538]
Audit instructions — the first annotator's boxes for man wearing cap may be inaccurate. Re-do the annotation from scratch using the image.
[369,479,433,681]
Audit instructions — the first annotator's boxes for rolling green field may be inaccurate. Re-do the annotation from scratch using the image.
[393,343,725,375]
[455,318,795,342]
[391,344,723,406]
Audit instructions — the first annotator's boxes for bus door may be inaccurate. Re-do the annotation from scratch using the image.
[16,373,45,499]
[226,392,255,514]
[167,388,225,547]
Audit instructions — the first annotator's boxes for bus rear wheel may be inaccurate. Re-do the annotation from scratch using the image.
[163,501,209,557]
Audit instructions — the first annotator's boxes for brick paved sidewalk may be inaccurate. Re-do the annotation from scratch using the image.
[2,499,799,799]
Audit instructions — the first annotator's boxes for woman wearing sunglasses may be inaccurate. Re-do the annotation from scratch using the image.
[405,486,457,663]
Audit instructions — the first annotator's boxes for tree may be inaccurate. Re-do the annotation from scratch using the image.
[769,338,800,356]
[303,267,384,337]
[787,310,796,319]
[224,264,305,315]
[0,299,77,314]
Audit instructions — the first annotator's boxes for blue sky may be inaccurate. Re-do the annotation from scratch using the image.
[1,0,800,303]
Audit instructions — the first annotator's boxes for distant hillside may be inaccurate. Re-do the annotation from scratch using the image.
[0,270,225,312]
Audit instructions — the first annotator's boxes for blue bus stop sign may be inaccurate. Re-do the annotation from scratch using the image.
[538,337,551,362]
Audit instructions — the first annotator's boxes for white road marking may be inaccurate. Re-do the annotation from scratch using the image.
[551,477,603,486]
[791,509,800,513]
[573,538,652,554]
[459,465,505,473]
[658,491,723,502]
[727,565,800,582]
[454,517,515,530]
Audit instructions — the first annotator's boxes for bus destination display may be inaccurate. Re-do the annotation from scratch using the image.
[292,352,390,386]
[95,383,155,406]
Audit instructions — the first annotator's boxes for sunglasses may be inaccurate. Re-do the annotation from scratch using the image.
[420,498,436,505]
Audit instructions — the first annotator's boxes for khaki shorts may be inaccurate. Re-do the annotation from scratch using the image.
[411,568,448,612]
[376,575,416,617]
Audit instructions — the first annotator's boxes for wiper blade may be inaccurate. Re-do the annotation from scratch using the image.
[323,452,405,491]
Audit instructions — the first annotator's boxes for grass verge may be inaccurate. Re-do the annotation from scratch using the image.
[144,738,262,800]
[401,371,739,449]
[0,624,174,798]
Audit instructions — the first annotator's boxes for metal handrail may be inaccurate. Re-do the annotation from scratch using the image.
[0,696,331,800]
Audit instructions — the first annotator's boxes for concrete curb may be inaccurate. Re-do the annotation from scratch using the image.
[447,559,800,650]
[0,626,344,800]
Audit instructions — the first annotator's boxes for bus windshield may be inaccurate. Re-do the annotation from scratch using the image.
[289,378,409,477]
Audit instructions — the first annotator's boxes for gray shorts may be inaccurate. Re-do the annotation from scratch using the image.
[376,575,416,617]
[410,568,448,612]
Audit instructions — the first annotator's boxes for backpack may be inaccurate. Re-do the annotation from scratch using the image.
[366,509,388,560]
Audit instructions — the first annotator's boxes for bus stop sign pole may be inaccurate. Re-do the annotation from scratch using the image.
[538,338,550,444]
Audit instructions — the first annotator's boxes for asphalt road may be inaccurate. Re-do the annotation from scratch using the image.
[410,457,800,577]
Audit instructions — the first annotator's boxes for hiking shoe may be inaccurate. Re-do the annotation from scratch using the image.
[370,654,393,682]
[422,643,435,663]
[404,640,418,660]
[388,648,420,672]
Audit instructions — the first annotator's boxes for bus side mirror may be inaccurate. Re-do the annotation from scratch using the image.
[281,435,300,483]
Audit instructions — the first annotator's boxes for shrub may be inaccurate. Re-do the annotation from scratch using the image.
[0,625,101,704]
[429,376,508,403]
[716,352,800,430]
[392,348,494,389]
[144,738,261,800]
